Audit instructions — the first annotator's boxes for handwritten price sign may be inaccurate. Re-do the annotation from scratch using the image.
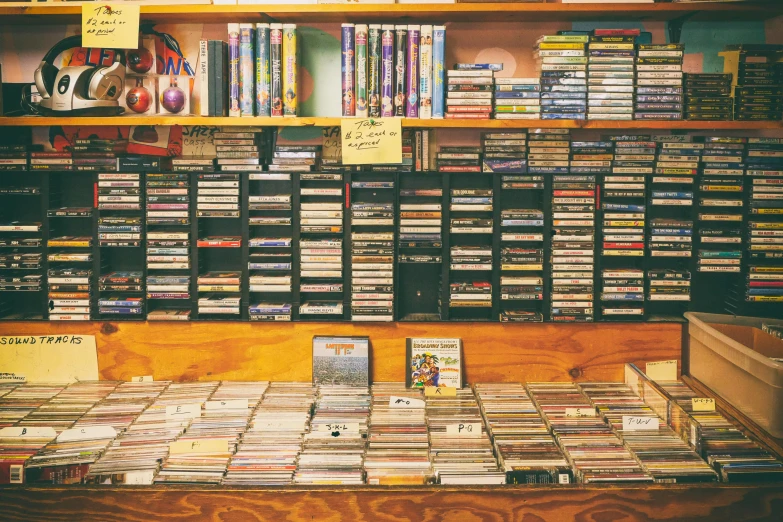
[692,398,716,412]
[82,4,140,49]
[340,118,402,165]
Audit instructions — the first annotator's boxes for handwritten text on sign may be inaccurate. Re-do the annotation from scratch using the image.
[340,118,402,165]
[646,360,678,381]
[446,423,482,437]
[1,335,98,383]
[565,407,595,418]
[622,416,660,431]
[317,423,361,435]
[82,4,140,49]
[424,386,457,397]
[692,398,716,412]
[389,396,425,409]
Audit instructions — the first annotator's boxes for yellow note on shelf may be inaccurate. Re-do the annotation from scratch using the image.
[82,4,140,50]
[692,398,716,412]
[340,118,402,165]
[646,360,678,381]
[424,386,457,397]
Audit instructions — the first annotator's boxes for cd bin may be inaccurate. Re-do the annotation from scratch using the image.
[685,312,783,438]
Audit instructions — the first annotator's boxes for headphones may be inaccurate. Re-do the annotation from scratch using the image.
[34,35,127,115]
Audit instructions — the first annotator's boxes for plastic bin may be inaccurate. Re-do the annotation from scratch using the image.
[685,312,783,438]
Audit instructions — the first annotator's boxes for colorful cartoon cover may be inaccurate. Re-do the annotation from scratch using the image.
[406,338,462,388]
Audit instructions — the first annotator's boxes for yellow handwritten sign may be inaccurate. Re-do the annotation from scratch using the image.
[646,360,678,381]
[692,398,716,412]
[341,118,402,165]
[82,4,140,49]
[424,386,457,397]
[0,335,98,382]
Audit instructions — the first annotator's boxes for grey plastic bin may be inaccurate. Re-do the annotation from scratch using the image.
[685,312,783,438]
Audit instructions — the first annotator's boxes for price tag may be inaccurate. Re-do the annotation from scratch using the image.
[205,399,248,411]
[565,407,595,418]
[165,403,202,420]
[692,398,716,412]
[317,423,361,435]
[82,4,141,49]
[0,427,56,439]
[57,425,117,442]
[646,360,678,381]
[389,396,425,409]
[170,439,228,455]
[622,416,660,431]
[131,375,153,383]
[424,386,457,397]
[341,118,402,165]
[446,423,482,437]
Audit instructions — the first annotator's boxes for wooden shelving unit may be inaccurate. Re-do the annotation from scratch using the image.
[0,115,781,129]
[0,2,781,24]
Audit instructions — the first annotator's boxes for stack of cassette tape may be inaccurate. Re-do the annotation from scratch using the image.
[483,132,527,174]
[600,268,645,319]
[684,74,733,121]
[426,388,505,485]
[445,67,493,120]
[634,44,684,120]
[745,138,783,307]
[474,383,572,485]
[648,136,697,267]
[298,172,345,319]
[535,34,587,121]
[697,137,746,275]
[493,78,541,120]
[648,269,691,304]
[145,170,192,321]
[727,46,783,121]
[600,138,646,259]
[436,146,482,173]
[543,130,595,322]
[350,229,395,321]
[600,137,646,318]
[214,129,264,173]
[587,29,637,121]
[268,145,320,173]
[495,133,544,323]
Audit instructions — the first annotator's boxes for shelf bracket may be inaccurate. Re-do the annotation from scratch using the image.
[667,12,697,45]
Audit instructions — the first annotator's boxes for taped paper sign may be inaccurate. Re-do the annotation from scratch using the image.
[341,118,402,165]
[0,335,98,382]
[82,4,141,49]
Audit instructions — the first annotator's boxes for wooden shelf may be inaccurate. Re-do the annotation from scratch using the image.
[2,483,783,522]
[0,321,683,383]
[0,115,781,130]
[0,2,781,25]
